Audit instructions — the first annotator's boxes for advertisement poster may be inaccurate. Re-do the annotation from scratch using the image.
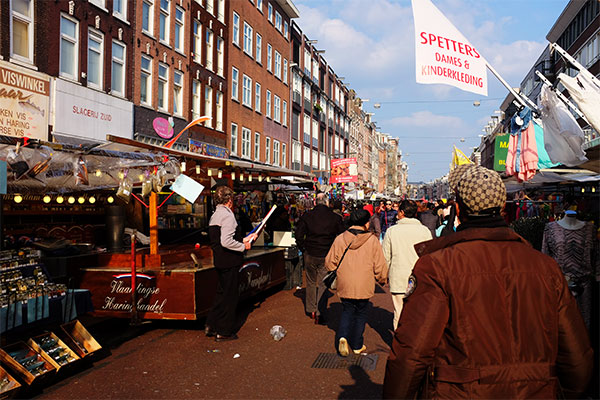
[329,158,358,184]
[189,138,230,159]
[493,134,510,171]
[0,60,50,140]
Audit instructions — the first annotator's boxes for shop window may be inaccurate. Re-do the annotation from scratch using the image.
[60,14,78,80]
[111,40,126,96]
[11,0,34,63]
[87,28,103,89]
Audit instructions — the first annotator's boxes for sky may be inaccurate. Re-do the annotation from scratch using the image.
[292,0,570,183]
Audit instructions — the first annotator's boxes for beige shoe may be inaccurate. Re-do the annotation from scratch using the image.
[338,337,349,357]
[353,345,367,354]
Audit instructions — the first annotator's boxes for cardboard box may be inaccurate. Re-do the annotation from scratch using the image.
[59,320,101,358]
[28,332,80,371]
[0,366,21,399]
[0,342,55,385]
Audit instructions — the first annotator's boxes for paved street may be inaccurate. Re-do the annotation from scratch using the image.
[34,284,394,399]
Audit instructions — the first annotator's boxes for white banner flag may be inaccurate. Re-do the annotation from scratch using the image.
[412,0,488,96]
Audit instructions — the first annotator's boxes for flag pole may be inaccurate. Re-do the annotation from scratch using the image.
[485,63,540,112]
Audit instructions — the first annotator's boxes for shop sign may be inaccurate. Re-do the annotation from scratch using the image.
[493,134,510,172]
[189,138,230,159]
[153,117,174,139]
[53,78,133,142]
[329,158,358,184]
[239,262,271,294]
[0,60,50,140]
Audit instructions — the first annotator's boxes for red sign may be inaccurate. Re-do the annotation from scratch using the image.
[329,158,358,183]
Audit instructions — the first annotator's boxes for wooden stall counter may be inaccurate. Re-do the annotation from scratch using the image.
[77,245,286,321]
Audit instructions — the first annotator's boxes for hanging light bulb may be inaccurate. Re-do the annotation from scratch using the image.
[217,169,222,178]
[89,196,96,204]
[43,195,51,204]
[207,168,212,176]
[95,170,102,177]
[592,187,596,193]
[266,176,271,182]
[180,161,186,172]
[258,175,263,182]
[197,165,202,174]
[13,194,23,203]
[248,175,253,182]
[107,196,115,204]
[78,196,85,204]
[239,173,244,181]
[581,187,585,193]
[56,196,64,204]
[68,196,76,204]
[118,171,125,180]
[231,171,236,180]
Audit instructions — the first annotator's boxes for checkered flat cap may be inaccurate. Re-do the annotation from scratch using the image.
[448,164,472,191]
[456,166,506,214]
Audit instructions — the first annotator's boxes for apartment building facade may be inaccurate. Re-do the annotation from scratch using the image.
[347,91,375,186]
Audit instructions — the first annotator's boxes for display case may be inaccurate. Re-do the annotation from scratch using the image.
[157,193,208,230]
[27,332,80,371]
[59,320,101,358]
[0,342,55,385]
[0,366,21,399]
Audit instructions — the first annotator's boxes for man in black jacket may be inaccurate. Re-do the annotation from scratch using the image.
[295,193,345,324]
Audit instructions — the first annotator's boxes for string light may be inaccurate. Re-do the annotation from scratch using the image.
[258,176,263,182]
[197,165,202,175]
[248,175,252,182]
[13,194,22,203]
[56,196,64,204]
[592,187,596,193]
[231,171,236,180]
[43,195,51,204]
[78,196,85,204]
[89,196,96,204]
[217,170,222,178]
[266,176,271,182]
[95,170,102,177]
[107,196,114,204]
[68,196,76,204]
[118,171,125,180]
[180,161,186,172]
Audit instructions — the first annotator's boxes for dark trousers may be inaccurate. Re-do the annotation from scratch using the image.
[337,298,370,351]
[206,266,239,336]
[304,253,328,316]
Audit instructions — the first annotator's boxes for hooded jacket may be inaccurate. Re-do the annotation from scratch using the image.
[383,227,593,399]
[295,204,345,258]
[325,227,388,300]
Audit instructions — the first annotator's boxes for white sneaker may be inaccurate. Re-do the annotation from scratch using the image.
[338,337,349,357]
[353,345,367,354]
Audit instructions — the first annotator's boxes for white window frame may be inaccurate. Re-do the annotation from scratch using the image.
[268,3,273,23]
[159,0,170,44]
[192,79,201,119]
[283,59,288,84]
[217,0,225,23]
[111,40,126,96]
[216,91,223,131]
[273,95,281,123]
[267,44,272,72]
[256,33,262,64]
[242,74,252,107]
[87,28,104,89]
[232,12,240,46]
[10,0,34,63]
[158,62,169,111]
[275,11,282,32]
[274,51,281,79]
[142,0,154,35]
[193,20,202,63]
[303,145,310,167]
[231,123,238,155]
[292,141,300,164]
[312,149,318,169]
[282,100,287,126]
[113,0,127,20]
[174,6,184,52]
[205,28,214,70]
[204,85,213,128]
[266,90,271,118]
[257,0,263,12]
[89,0,106,9]
[243,22,253,57]
[206,0,214,15]
[282,143,287,168]
[216,37,224,76]
[242,127,251,159]
[173,69,183,116]
[284,21,288,39]
[254,132,261,161]
[265,137,271,164]
[255,82,261,113]
[59,13,79,80]
[273,140,280,166]
[231,67,239,101]
[140,55,152,106]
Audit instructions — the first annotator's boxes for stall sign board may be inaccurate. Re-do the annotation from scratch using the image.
[53,78,133,142]
[493,134,510,172]
[0,60,50,140]
[171,174,205,204]
[189,138,230,159]
[329,158,358,184]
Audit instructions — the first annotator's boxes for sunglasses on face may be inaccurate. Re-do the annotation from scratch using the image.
[386,203,392,205]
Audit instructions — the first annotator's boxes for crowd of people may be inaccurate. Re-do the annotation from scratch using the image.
[205,164,594,398]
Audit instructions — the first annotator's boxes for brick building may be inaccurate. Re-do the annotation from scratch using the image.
[226,0,298,168]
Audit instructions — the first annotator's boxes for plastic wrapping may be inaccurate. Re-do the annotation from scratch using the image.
[116,174,133,204]
[74,156,89,186]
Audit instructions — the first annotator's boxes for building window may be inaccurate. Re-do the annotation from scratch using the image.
[256,33,262,64]
[274,51,281,79]
[267,44,272,72]
[275,11,282,32]
[282,100,287,126]
[312,118,318,147]
[273,95,280,123]
[242,74,252,107]
[193,21,202,63]
[113,0,127,19]
[10,0,34,62]
[267,3,273,22]
[243,22,253,57]
[312,59,319,82]
[206,28,214,70]
[231,123,238,155]
[273,140,280,166]
[204,86,213,127]
[192,80,201,119]
[257,0,262,12]
[265,137,271,164]
[292,141,300,163]
[232,12,240,46]
[282,143,287,168]
[217,37,224,76]
[89,0,105,8]
[303,48,311,77]
[217,0,225,22]
[266,90,271,118]
[254,132,260,161]
[159,0,169,43]
[242,127,251,159]
[303,82,310,101]
[303,113,310,143]
[175,6,184,52]
[158,63,168,111]
[216,91,223,131]
[87,29,103,88]
[111,41,126,96]
[173,70,183,115]
[142,0,153,33]
[255,83,261,112]
[312,149,318,169]
[60,14,78,79]
[283,59,288,84]
[206,0,213,15]
[140,55,152,106]
[284,21,288,39]
[303,145,310,167]
[231,67,239,101]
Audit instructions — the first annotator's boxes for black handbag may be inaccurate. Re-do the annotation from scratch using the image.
[322,240,353,290]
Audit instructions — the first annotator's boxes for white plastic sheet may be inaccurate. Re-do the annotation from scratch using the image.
[558,72,600,135]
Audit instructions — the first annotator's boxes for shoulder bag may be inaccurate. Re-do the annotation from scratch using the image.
[322,239,354,290]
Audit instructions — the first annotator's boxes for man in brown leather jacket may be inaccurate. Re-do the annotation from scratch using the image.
[383,165,593,399]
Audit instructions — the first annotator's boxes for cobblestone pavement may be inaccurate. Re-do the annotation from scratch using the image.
[33,283,395,399]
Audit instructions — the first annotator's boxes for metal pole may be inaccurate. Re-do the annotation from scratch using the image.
[486,63,539,112]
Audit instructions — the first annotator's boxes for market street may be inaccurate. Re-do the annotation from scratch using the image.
[33,284,394,399]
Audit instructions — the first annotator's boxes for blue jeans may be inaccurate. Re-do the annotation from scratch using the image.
[337,298,369,351]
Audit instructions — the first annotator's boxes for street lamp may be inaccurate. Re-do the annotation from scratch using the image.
[473,100,481,107]
[374,103,381,109]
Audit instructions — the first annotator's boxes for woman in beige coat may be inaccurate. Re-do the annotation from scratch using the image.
[325,210,388,356]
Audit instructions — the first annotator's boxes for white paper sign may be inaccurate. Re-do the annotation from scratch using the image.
[170,174,205,204]
[412,0,488,96]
